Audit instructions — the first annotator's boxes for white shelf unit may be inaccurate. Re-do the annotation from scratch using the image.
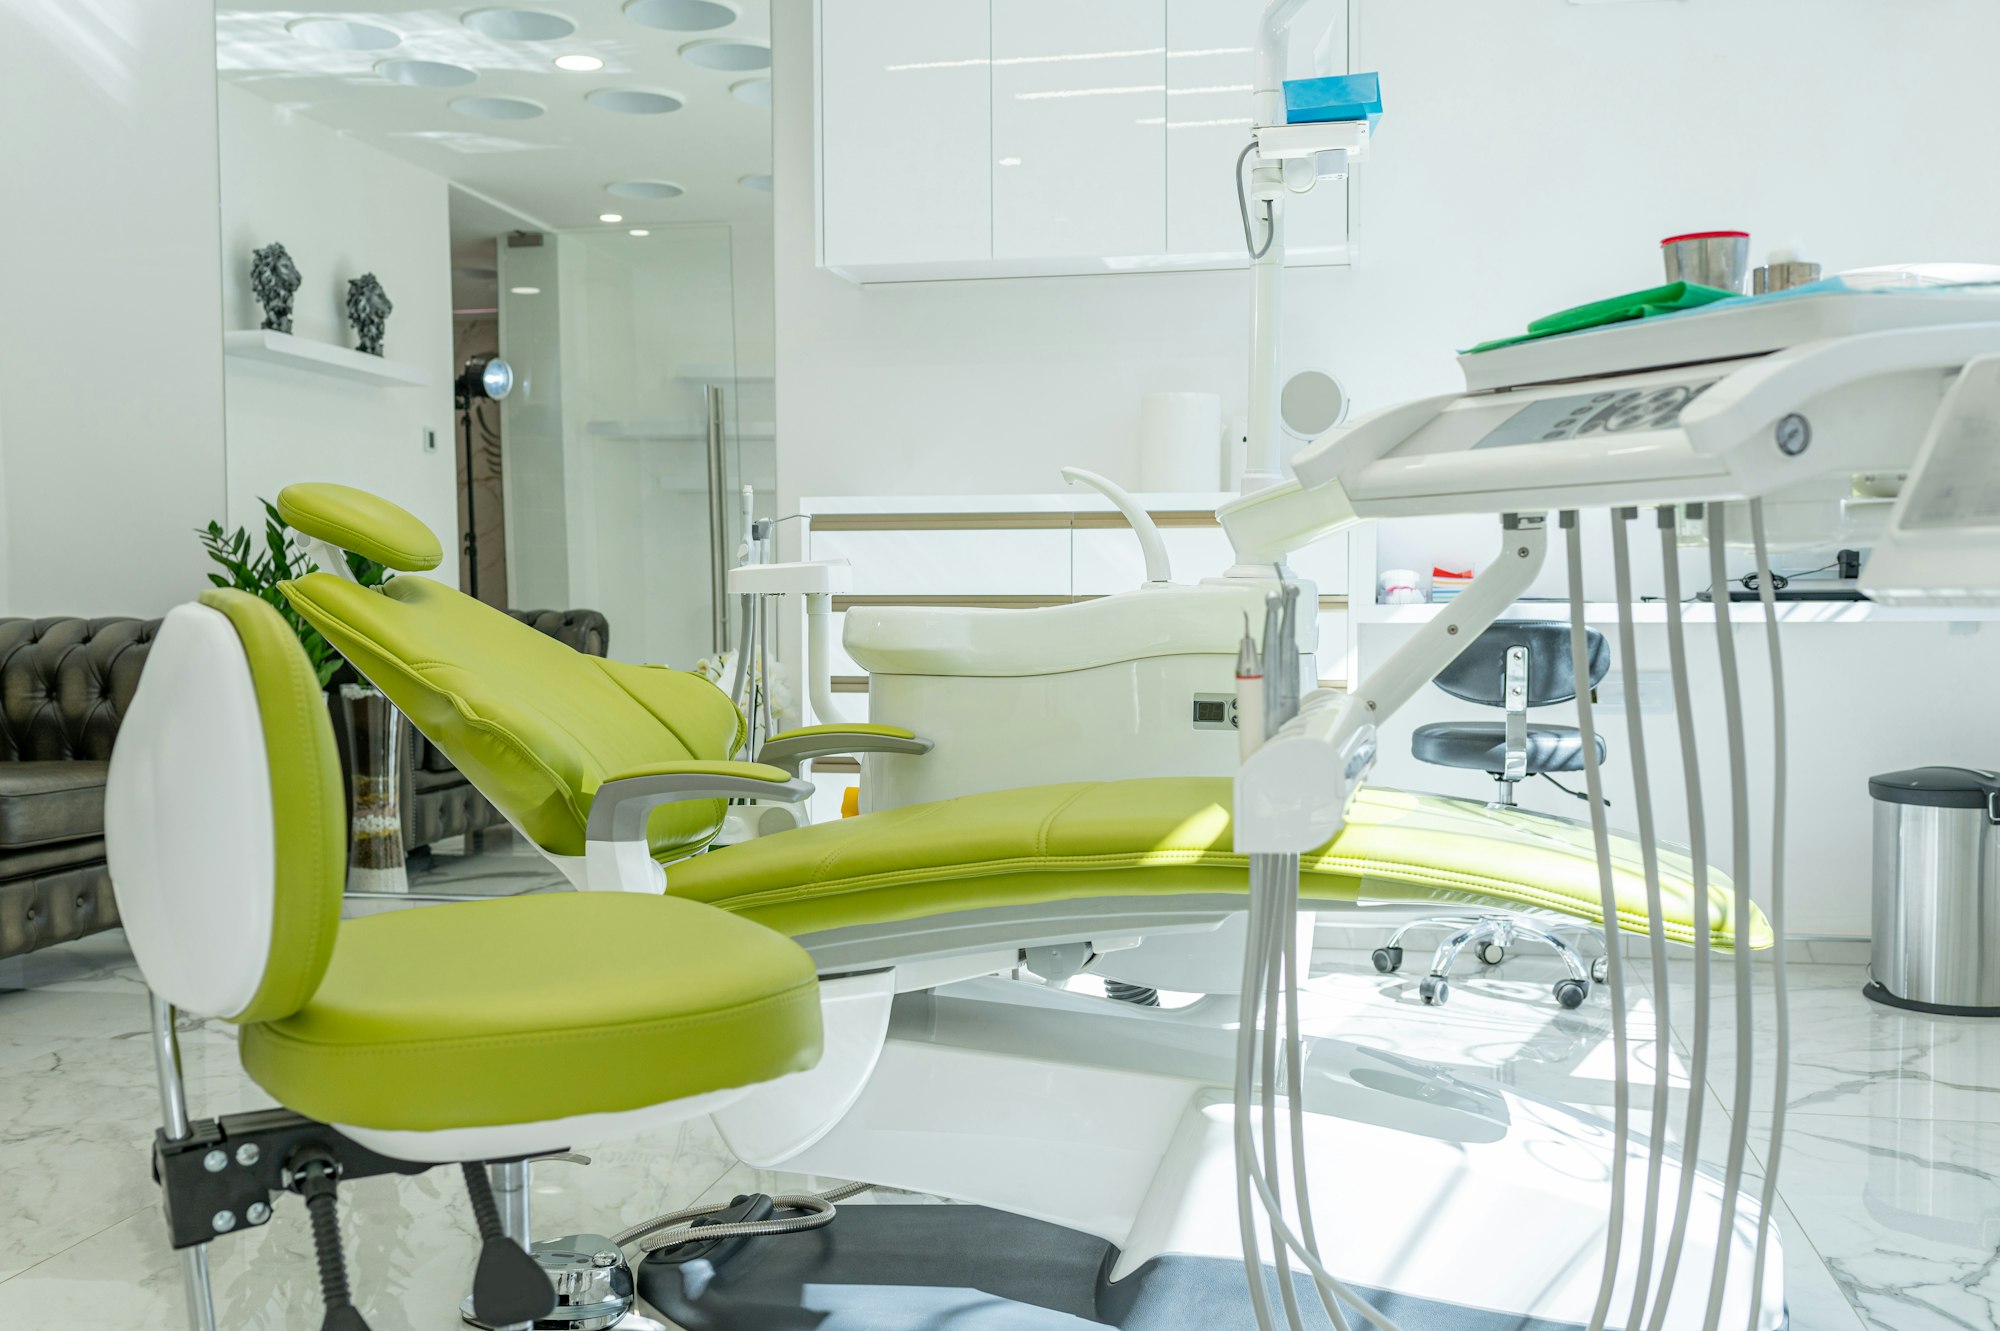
[814,0,1354,284]
[223,330,432,388]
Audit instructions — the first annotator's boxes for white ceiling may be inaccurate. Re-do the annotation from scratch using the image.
[217,2,774,238]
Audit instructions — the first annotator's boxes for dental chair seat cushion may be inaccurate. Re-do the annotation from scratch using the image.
[666,778,1769,951]
[1410,721,1606,774]
[238,892,822,1134]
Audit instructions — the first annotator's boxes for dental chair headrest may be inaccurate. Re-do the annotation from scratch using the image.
[277,482,443,572]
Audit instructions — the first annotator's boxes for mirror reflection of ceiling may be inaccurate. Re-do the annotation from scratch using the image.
[217,2,772,230]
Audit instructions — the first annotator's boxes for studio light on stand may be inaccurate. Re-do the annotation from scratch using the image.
[454,353,513,600]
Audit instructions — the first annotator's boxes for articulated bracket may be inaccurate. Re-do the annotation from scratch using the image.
[152,1109,430,1250]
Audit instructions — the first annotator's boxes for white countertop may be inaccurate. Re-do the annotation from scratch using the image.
[1358,599,2000,626]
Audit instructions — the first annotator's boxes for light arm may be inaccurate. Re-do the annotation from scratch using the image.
[757,723,934,778]
[582,760,813,893]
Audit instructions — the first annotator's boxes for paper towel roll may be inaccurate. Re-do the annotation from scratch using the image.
[1137,392,1223,493]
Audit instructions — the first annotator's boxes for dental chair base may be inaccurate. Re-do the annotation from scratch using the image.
[703,978,1787,1331]
[458,1233,644,1331]
[1372,911,1606,1008]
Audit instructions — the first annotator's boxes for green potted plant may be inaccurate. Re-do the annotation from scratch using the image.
[196,498,389,687]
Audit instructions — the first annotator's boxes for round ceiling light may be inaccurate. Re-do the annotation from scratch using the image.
[624,0,736,32]
[606,180,684,199]
[599,212,624,223]
[739,173,772,192]
[729,77,771,107]
[377,58,477,86]
[450,95,546,120]
[679,39,769,71]
[584,88,683,115]
[553,53,604,71]
[462,8,576,41]
[629,229,650,236]
[288,18,400,51]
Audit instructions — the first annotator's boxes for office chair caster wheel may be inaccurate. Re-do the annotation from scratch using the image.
[1591,956,1610,984]
[1419,975,1449,1006]
[1553,978,1589,1009]
[1372,946,1403,974]
[1476,942,1505,966]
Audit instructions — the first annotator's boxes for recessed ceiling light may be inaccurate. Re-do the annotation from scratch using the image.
[377,58,477,87]
[606,180,684,199]
[739,173,772,192]
[553,53,604,72]
[584,88,683,115]
[729,78,771,107]
[463,8,576,41]
[629,228,651,236]
[679,38,770,72]
[509,286,542,295]
[599,213,624,223]
[450,96,545,120]
[625,0,736,32]
[288,18,400,51]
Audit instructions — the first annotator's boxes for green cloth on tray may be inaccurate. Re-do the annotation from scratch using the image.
[1465,282,1741,355]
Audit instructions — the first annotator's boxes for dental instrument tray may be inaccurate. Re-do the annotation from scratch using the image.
[1282,71,1382,127]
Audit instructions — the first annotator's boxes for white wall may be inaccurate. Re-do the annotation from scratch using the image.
[217,83,457,577]
[776,0,2000,507]
[0,0,227,617]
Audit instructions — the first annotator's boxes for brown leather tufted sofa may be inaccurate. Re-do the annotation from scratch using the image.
[0,617,157,959]
[0,607,608,960]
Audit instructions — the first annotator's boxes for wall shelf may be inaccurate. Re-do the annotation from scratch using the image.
[224,330,432,388]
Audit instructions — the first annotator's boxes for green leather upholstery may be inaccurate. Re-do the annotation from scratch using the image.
[280,572,746,861]
[239,893,822,1132]
[198,590,346,1024]
[277,482,444,572]
[668,779,1772,951]
[766,723,919,743]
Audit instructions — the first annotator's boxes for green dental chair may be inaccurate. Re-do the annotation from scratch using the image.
[104,589,824,1331]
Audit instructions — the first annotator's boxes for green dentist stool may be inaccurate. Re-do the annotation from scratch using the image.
[105,589,823,1331]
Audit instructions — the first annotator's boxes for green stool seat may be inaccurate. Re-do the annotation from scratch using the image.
[667,777,1771,951]
[240,891,822,1134]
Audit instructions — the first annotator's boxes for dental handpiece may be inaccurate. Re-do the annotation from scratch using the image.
[1237,612,1265,762]
[1261,590,1284,741]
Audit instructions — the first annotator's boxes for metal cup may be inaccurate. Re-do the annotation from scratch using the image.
[1753,261,1823,294]
[1661,231,1751,292]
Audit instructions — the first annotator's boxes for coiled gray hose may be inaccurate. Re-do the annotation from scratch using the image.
[1565,513,1630,1331]
[1612,510,1676,1331]
[1645,507,1714,1331]
[1702,506,1757,1329]
[612,1181,875,1254]
[1743,500,1791,1330]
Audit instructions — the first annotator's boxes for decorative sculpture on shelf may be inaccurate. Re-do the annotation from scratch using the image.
[346,273,393,357]
[250,242,301,335]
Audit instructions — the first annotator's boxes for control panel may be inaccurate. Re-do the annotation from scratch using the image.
[1475,377,1722,450]
[1192,694,1240,731]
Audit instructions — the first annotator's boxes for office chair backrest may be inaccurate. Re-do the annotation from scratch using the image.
[1433,622,1610,709]
[105,590,345,1023]
[275,486,746,864]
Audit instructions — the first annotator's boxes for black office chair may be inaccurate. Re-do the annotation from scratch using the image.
[1372,622,1612,1008]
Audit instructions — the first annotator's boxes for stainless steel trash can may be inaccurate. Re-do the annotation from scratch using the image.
[1867,767,2000,1015]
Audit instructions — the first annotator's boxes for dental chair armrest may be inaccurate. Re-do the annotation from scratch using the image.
[583,761,814,893]
[757,724,934,777]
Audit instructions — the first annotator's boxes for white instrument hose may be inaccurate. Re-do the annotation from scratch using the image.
[1743,500,1791,1330]
[1280,876,1355,1331]
[1702,505,1758,1329]
[1644,506,1715,1331]
[1611,509,1676,1331]
[1564,513,1630,1331]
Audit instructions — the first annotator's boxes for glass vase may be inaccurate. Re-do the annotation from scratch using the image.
[338,683,408,893]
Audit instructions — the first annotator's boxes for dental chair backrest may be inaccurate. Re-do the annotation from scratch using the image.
[105,590,346,1023]
[272,484,748,872]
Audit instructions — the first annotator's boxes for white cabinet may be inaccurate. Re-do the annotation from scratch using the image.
[990,0,1165,262]
[816,0,1352,283]
[819,0,991,272]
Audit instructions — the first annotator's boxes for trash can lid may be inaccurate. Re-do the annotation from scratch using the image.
[1869,766,2000,809]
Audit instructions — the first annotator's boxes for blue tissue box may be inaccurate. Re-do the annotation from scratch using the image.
[1283,71,1382,128]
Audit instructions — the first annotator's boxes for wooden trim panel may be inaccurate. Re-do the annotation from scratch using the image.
[807,510,1220,532]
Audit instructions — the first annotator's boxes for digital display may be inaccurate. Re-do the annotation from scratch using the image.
[1193,699,1230,724]
[1476,378,1721,450]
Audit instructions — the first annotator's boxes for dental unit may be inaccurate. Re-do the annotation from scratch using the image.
[99,7,2000,1331]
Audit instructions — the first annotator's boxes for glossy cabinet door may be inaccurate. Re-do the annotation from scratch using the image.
[1165,0,1349,265]
[820,0,992,272]
[990,0,1166,261]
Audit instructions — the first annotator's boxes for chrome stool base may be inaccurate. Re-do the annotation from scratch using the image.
[1372,914,1605,1009]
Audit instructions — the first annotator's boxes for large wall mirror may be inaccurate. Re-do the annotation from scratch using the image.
[213,1,776,673]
